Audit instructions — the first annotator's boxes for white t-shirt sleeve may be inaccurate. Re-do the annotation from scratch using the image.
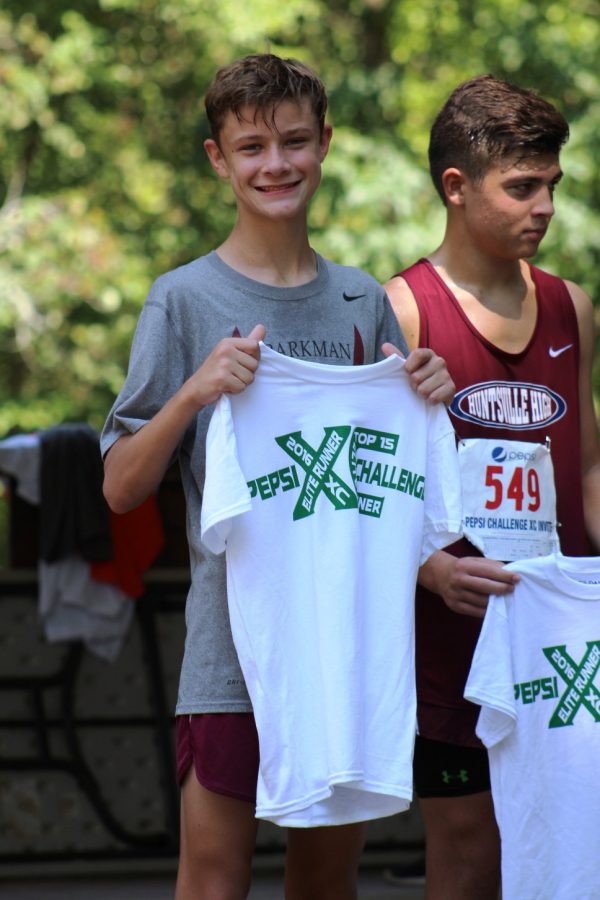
[201,395,252,554]
[464,594,517,747]
[420,406,463,564]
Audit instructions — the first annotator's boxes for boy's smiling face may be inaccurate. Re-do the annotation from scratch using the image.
[204,99,332,225]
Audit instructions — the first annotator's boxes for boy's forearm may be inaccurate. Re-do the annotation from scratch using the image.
[103,330,265,513]
[417,549,454,595]
[103,383,200,513]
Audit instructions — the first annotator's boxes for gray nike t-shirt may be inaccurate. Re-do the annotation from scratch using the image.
[101,251,408,713]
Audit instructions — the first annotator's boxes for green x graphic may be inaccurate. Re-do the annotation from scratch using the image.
[275,426,357,520]
[543,641,600,728]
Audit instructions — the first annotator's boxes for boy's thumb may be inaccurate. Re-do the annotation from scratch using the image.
[247,324,266,342]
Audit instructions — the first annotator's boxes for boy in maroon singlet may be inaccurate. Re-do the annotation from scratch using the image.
[385,76,600,899]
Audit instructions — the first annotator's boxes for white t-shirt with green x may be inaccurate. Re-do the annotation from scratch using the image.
[202,345,462,827]
[466,553,600,900]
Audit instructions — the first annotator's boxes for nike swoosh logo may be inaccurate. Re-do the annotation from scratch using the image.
[548,344,573,358]
[343,292,367,302]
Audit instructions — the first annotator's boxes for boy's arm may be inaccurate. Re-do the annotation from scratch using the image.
[385,274,518,616]
[103,326,265,514]
[384,275,420,351]
[383,276,455,405]
[567,280,600,550]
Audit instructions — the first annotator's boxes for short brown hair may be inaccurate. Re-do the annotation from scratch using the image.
[205,54,328,142]
[429,74,569,203]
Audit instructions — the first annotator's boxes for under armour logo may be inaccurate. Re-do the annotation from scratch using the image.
[441,769,469,784]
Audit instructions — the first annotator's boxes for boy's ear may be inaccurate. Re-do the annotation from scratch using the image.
[204,138,229,179]
[319,124,333,161]
[441,167,467,206]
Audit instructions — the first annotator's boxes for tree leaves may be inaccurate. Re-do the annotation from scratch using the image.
[1,0,599,433]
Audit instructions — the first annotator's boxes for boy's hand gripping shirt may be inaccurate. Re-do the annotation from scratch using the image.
[201,345,462,826]
[465,553,600,900]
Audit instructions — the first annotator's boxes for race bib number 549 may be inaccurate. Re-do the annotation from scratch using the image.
[458,438,559,561]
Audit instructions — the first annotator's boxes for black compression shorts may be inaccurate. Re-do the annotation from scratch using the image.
[413,735,491,798]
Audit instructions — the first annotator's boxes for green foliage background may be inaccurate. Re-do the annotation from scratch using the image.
[2,0,599,433]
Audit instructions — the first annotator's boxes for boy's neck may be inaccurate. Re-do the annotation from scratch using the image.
[428,233,538,339]
[216,217,317,287]
[430,231,528,302]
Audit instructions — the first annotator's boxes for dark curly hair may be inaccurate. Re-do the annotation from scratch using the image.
[429,74,569,203]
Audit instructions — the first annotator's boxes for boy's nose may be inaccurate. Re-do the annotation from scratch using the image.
[263,146,290,173]
[534,186,555,217]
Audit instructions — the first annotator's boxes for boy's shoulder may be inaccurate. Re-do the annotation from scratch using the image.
[317,255,385,297]
[151,252,214,293]
[146,251,247,310]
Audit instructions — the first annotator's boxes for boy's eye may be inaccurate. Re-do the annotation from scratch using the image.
[508,180,560,198]
[508,183,533,196]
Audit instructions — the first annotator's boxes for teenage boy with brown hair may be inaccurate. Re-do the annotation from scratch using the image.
[101,54,453,900]
[386,74,600,899]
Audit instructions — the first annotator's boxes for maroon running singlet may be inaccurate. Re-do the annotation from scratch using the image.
[401,258,589,746]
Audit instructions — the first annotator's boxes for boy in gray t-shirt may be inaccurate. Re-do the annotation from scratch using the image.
[101,54,453,899]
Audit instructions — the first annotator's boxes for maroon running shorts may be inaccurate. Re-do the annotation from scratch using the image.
[175,713,259,803]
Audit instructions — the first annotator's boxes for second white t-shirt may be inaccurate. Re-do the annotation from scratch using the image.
[465,553,600,900]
